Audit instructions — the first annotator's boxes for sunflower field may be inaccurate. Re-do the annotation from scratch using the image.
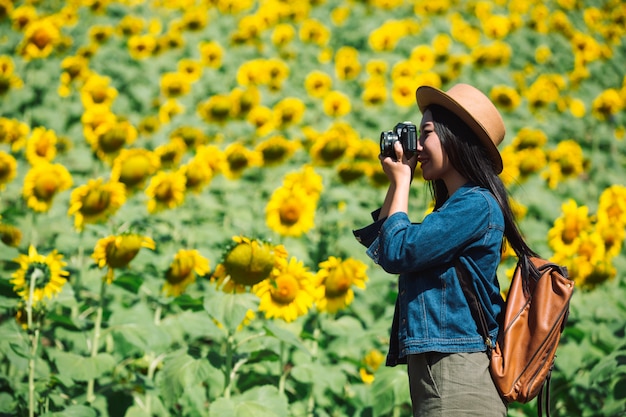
[0,0,625,416]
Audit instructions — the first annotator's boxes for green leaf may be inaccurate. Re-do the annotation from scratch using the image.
[112,272,144,294]
[41,405,97,417]
[172,293,204,311]
[0,392,15,413]
[203,286,258,334]
[371,367,411,416]
[209,385,288,417]
[320,315,364,337]
[263,321,310,355]
[157,350,223,409]
[48,351,115,381]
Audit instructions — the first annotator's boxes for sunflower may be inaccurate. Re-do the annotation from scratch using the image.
[158,99,185,125]
[548,199,593,257]
[0,150,17,190]
[334,46,361,81]
[110,148,160,192]
[68,178,126,231]
[0,55,23,96]
[195,144,225,176]
[160,71,191,99]
[309,128,349,166]
[212,236,287,293]
[19,17,61,59]
[91,119,138,162]
[246,105,275,137]
[542,140,586,189]
[490,85,521,112]
[271,23,295,47]
[23,163,73,212]
[145,170,187,213]
[266,184,317,237]
[198,40,224,69]
[230,86,261,118]
[154,137,187,169]
[598,185,626,226]
[0,117,30,151]
[81,105,117,145]
[282,165,324,198]
[322,91,351,118]
[92,233,156,283]
[255,135,300,167]
[80,73,118,108]
[273,97,305,128]
[170,126,207,150]
[315,256,368,314]
[197,93,233,124]
[221,142,262,179]
[25,126,58,165]
[162,249,210,297]
[127,34,158,60]
[253,256,316,323]
[359,349,385,385]
[304,70,332,98]
[362,78,387,106]
[10,245,69,305]
[0,223,22,247]
[236,59,269,87]
[179,158,213,194]
[299,18,330,46]
[177,59,203,82]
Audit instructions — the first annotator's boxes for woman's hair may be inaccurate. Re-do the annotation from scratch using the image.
[426,104,537,258]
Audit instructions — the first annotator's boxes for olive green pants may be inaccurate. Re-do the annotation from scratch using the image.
[407,352,507,417]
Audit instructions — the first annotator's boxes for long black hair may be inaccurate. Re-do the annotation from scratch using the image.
[426,104,537,258]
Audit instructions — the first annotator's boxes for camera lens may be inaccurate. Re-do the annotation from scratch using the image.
[380,130,398,157]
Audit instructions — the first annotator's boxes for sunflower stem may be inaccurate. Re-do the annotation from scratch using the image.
[278,340,288,395]
[306,325,320,417]
[224,333,234,399]
[86,278,107,403]
[27,268,43,417]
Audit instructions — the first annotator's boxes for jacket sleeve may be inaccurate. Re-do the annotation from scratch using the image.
[376,193,497,274]
[352,208,386,248]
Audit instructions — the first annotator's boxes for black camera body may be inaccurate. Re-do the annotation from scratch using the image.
[380,121,418,158]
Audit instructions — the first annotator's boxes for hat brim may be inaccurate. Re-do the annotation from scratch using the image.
[415,86,503,174]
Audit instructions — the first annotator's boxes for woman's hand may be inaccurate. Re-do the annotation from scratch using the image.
[380,141,419,187]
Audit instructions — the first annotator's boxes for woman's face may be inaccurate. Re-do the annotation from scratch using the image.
[417,109,453,181]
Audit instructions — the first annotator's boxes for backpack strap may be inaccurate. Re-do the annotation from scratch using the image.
[454,259,494,355]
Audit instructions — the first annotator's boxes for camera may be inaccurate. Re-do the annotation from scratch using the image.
[380,121,418,158]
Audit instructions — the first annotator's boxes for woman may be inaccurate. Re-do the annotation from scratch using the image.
[354,83,536,416]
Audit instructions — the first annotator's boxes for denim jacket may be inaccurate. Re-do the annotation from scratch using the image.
[353,182,505,366]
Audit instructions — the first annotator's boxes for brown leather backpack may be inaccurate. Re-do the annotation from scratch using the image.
[456,255,575,417]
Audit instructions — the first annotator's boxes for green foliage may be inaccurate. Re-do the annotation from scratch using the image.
[0,0,625,416]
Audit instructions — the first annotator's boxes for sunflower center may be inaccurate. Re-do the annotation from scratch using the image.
[324,266,351,298]
[279,198,302,225]
[224,241,275,286]
[0,77,10,95]
[0,159,11,178]
[270,274,299,305]
[166,257,194,284]
[155,181,174,202]
[227,152,248,172]
[34,175,60,200]
[81,188,111,215]
[320,140,347,162]
[99,127,127,153]
[32,28,52,50]
[105,237,142,268]
[120,155,151,187]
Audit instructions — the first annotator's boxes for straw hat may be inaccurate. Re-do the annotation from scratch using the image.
[415,83,505,174]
